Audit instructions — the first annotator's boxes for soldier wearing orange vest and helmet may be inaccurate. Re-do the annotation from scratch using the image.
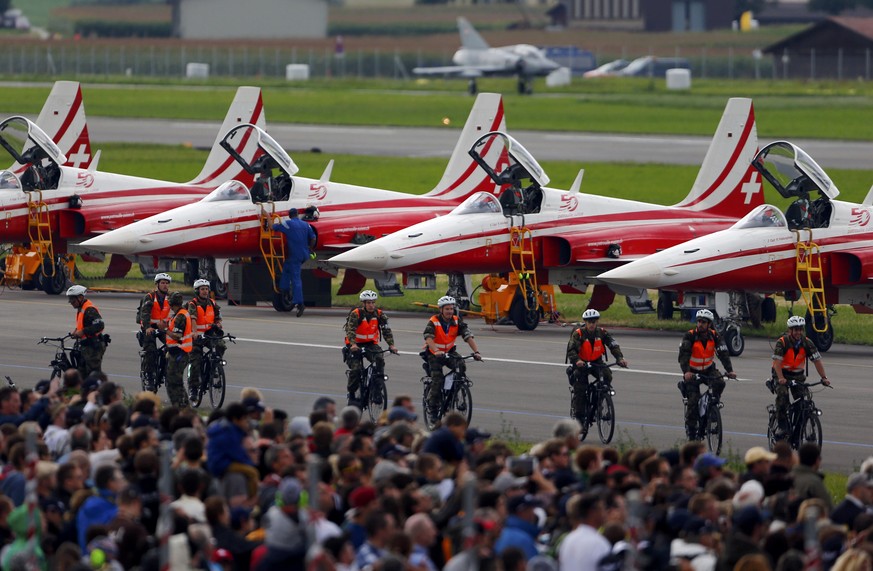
[566,309,628,427]
[166,291,193,408]
[187,279,226,403]
[67,285,106,378]
[771,315,830,438]
[343,290,397,406]
[138,273,172,381]
[678,309,737,440]
[423,296,482,421]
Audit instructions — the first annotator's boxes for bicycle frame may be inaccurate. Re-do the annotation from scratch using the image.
[569,361,617,444]
[767,379,826,449]
[38,334,80,380]
[193,333,235,409]
[353,347,390,423]
[422,353,476,429]
[683,371,729,455]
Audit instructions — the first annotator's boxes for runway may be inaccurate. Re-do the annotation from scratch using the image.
[2,288,870,472]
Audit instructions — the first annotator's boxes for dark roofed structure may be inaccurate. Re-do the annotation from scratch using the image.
[763,17,873,79]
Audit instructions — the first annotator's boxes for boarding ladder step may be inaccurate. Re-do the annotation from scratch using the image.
[509,225,539,310]
[25,190,55,277]
[794,230,827,333]
[258,204,285,293]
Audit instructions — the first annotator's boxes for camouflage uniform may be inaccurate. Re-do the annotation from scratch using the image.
[166,310,191,408]
[678,327,733,438]
[187,297,226,395]
[423,314,474,414]
[76,303,106,378]
[139,290,170,379]
[772,334,821,433]
[344,307,394,402]
[565,326,624,425]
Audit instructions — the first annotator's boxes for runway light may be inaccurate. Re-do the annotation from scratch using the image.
[442,117,451,126]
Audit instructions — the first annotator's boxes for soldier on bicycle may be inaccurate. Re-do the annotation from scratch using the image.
[187,279,226,402]
[423,296,482,421]
[771,315,830,438]
[678,309,737,440]
[67,285,106,378]
[566,309,628,426]
[166,292,193,408]
[343,290,398,407]
[138,273,172,382]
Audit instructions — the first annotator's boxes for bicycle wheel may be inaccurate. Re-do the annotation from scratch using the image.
[450,381,473,426]
[421,380,439,431]
[705,406,723,455]
[799,411,823,448]
[596,391,616,444]
[766,408,779,449]
[366,374,388,423]
[140,354,156,393]
[190,360,205,408]
[209,360,226,409]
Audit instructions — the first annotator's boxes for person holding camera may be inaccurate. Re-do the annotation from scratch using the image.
[166,292,193,408]
[566,309,627,427]
[138,273,172,382]
[67,285,107,378]
[187,279,226,403]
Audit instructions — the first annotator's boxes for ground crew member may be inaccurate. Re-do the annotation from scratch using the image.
[67,285,106,378]
[138,273,172,380]
[166,292,193,408]
[566,309,628,427]
[771,315,830,438]
[423,296,482,421]
[678,309,737,440]
[272,208,316,317]
[187,279,226,402]
[344,290,398,406]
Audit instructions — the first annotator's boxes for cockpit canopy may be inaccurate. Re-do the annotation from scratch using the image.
[0,170,22,192]
[450,192,503,215]
[469,131,550,190]
[752,141,838,200]
[219,123,299,178]
[0,116,66,167]
[202,179,251,203]
[731,204,788,230]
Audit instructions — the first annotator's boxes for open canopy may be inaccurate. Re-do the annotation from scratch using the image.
[752,141,838,200]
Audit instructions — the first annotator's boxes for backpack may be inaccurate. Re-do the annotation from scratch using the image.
[135,292,155,325]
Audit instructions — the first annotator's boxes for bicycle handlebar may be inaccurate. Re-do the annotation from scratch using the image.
[38,334,73,344]
[788,379,831,389]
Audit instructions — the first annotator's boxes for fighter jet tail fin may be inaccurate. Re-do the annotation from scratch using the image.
[422,92,507,202]
[675,97,764,218]
[458,17,490,51]
[187,86,265,186]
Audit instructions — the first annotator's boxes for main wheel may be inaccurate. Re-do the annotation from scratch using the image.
[450,382,473,426]
[657,292,674,320]
[273,290,294,312]
[705,406,723,455]
[724,326,745,357]
[422,380,439,431]
[40,256,67,295]
[366,375,388,423]
[761,297,777,323]
[596,392,616,444]
[208,362,226,409]
[509,294,539,331]
[799,412,823,448]
[805,310,833,353]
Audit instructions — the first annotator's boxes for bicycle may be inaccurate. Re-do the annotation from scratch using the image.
[345,347,392,423]
[191,333,236,409]
[137,330,167,394]
[420,352,477,431]
[766,379,828,450]
[568,362,618,444]
[38,334,81,381]
[680,371,732,455]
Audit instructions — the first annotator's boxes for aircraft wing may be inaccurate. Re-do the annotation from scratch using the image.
[413,66,504,78]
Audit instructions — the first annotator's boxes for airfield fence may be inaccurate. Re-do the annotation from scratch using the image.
[2,42,872,81]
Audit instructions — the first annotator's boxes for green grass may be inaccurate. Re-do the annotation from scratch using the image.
[3,81,873,141]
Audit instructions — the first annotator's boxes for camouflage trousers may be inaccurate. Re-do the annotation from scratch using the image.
[345,344,384,397]
[78,340,105,379]
[166,348,190,408]
[569,364,614,425]
[426,351,465,410]
[684,369,725,434]
[775,371,806,432]
[188,337,227,389]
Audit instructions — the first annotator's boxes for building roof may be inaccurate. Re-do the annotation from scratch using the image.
[764,16,873,54]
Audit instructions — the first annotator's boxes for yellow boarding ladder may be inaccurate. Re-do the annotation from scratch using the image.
[794,229,827,332]
[258,203,286,293]
[26,190,55,277]
[509,225,538,310]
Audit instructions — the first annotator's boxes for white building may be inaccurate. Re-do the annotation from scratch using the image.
[176,0,328,39]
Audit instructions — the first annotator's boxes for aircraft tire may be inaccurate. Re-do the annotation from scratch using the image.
[805,310,833,353]
[724,326,744,357]
[273,291,294,312]
[40,257,68,295]
[761,297,777,323]
[510,295,539,331]
[657,292,674,320]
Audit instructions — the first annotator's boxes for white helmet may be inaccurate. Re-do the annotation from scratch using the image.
[437,295,456,308]
[696,309,715,323]
[359,290,378,302]
[582,309,600,320]
[787,315,806,328]
[154,273,172,283]
[66,285,87,297]
[193,279,211,290]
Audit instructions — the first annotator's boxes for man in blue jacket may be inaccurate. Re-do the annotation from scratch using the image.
[76,465,123,551]
[493,494,542,561]
[206,402,258,498]
[272,208,316,317]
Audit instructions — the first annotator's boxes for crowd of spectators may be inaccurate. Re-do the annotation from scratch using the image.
[0,368,872,571]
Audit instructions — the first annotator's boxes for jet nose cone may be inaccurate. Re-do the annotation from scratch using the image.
[80,231,141,255]
[330,243,393,271]
[599,260,667,289]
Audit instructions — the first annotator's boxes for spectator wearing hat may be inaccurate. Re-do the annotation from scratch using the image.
[693,452,727,489]
[831,473,873,528]
[494,494,543,560]
[465,427,491,461]
[733,480,765,511]
[717,505,767,571]
[242,396,267,423]
[670,515,719,571]
[740,446,777,485]
[345,485,378,549]
[386,406,417,425]
[791,442,832,511]
[559,491,611,570]
[257,477,311,570]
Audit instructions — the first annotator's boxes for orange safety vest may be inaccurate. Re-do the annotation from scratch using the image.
[346,308,382,345]
[576,328,605,362]
[429,315,459,353]
[167,309,193,353]
[688,329,716,370]
[193,299,217,334]
[778,335,807,373]
[149,292,170,326]
[76,300,100,339]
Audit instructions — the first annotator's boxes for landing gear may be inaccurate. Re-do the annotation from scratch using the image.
[273,290,294,312]
[805,309,834,353]
[517,77,532,95]
[467,79,478,95]
[446,273,472,311]
[722,323,745,357]
[657,291,675,320]
[509,289,539,331]
[40,255,70,295]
